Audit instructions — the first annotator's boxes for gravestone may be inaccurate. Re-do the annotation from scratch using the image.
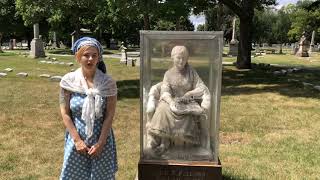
[110,39,117,49]
[9,39,14,50]
[0,72,7,77]
[30,23,45,58]
[308,30,315,54]
[52,31,57,49]
[138,31,223,180]
[228,17,238,56]
[296,32,309,57]
[16,72,28,77]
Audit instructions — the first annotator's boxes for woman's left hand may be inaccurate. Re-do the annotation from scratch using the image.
[88,141,105,157]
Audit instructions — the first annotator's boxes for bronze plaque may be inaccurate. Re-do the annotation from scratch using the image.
[138,160,222,180]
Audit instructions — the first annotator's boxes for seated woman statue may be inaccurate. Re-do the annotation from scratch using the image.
[146,45,210,158]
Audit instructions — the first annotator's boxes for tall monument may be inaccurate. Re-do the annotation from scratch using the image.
[308,30,315,54]
[30,23,45,58]
[229,17,238,56]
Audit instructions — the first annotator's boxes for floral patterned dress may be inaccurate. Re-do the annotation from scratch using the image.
[60,92,117,180]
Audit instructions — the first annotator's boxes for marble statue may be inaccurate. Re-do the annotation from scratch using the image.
[145,45,211,159]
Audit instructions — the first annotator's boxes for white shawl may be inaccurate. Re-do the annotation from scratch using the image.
[60,68,117,138]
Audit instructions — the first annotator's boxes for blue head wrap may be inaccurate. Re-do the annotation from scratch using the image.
[72,37,106,73]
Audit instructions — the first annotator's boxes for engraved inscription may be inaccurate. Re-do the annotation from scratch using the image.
[159,167,207,180]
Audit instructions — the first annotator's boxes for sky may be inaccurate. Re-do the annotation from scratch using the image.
[189,0,299,30]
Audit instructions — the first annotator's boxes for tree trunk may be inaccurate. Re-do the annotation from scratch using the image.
[0,33,3,53]
[175,17,181,30]
[236,16,252,69]
[143,13,150,30]
[279,43,283,54]
[216,1,224,31]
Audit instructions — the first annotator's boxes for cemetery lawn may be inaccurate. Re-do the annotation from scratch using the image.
[0,51,319,179]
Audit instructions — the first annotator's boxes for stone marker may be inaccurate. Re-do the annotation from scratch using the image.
[4,68,13,72]
[229,17,239,56]
[39,74,51,78]
[16,72,28,77]
[308,30,315,54]
[66,62,74,66]
[50,76,62,82]
[0,72,7,77]
[30,23,45,58]
[314,86,320,91]
[302,82,313,87]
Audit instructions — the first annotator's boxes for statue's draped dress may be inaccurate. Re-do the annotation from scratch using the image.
[148,65,206,144]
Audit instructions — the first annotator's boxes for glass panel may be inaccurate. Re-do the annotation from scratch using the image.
[140,31,222,163]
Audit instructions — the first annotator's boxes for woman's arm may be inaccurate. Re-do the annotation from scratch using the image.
[88,95,117,156]
[60,88,89,153]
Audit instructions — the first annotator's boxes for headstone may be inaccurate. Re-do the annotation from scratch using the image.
[0,72,7,77]
[66,62,74,66]
[60,41,67,49]
[308,30,315,53]
[228,17,238,56]
[4,68,13,72]
[16,72,28,77]
[9,39,14,50]
[12,39,16,48]
[39,74,51,78]
[50,76,62,82]
[110,39,117,49]
[314,86,320,91]
[30,23,45,58]
[296,32,309,57]
[52,31,57,49]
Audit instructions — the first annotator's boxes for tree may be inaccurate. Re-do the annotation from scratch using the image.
[287,0,320,42]
[272,8,291,53]
[219,0,276,69]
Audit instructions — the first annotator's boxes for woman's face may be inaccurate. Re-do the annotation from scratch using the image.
[172,53,187,71]
[77,46,99,71]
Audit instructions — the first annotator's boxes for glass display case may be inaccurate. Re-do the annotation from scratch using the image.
[139,31,223,179]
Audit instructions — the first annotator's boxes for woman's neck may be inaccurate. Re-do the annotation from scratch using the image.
[81,68,95,81]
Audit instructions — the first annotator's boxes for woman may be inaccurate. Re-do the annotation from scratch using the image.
[59,37,117,179]
[147,45,210,156]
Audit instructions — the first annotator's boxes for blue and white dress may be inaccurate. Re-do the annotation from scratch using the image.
[60,92,118,180]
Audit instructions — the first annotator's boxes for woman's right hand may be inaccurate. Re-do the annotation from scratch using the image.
[74,139,90,154]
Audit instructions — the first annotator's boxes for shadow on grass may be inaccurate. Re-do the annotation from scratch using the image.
[117,79,140,99]
[221,64,320,99]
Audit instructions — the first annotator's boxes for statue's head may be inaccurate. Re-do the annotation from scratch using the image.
[171,46,189,71]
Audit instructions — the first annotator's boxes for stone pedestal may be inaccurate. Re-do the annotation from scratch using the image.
[30,38,45,58]
[229,40,238,56]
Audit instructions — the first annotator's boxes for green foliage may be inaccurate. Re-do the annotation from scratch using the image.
[287,0,320,42]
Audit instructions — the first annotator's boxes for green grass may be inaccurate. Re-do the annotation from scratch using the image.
[0,50,320,179]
